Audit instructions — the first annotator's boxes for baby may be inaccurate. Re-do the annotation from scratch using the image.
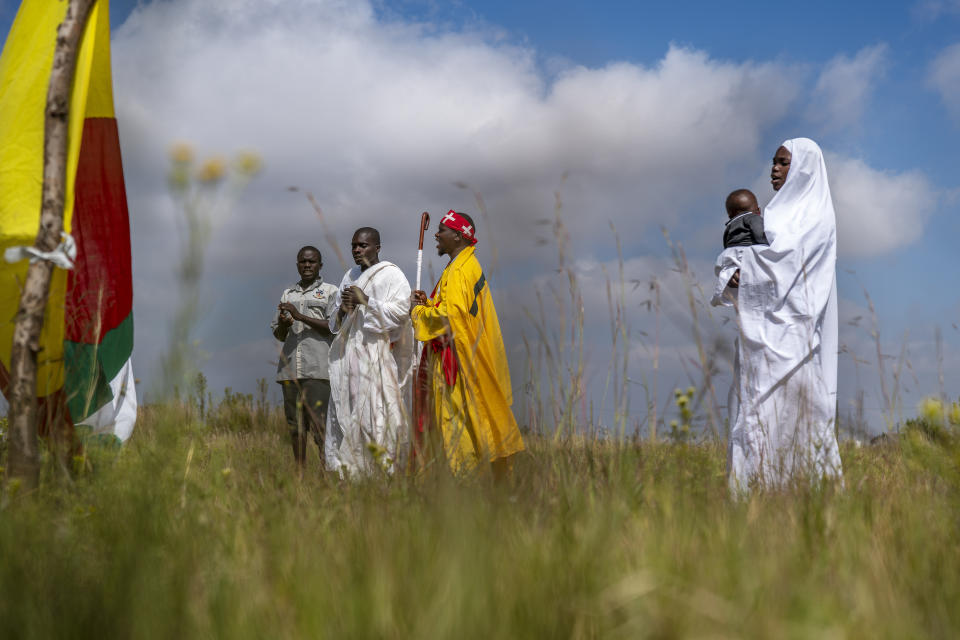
[710,188,767,307]
[722,188,768,248]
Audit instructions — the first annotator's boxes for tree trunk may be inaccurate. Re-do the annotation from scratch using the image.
[6,0,96,491]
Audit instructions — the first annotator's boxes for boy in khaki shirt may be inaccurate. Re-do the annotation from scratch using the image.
[272,246,338,468]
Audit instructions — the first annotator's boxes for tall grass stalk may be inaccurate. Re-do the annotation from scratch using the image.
[662,228,724,443]
[520,189,587,442]
[597,222,631,439]
[160,146,261,397]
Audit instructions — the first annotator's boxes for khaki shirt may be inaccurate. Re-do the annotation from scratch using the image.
[272,277,338,381]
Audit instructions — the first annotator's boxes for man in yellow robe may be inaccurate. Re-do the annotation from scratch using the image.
[410,210,524,474]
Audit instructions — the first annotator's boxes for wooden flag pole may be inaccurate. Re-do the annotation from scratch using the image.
[415,211,430,292]
[7,0,96,490]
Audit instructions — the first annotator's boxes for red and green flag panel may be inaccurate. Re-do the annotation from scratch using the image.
[0,0,136,441]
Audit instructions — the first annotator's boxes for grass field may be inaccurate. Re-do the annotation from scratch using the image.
[1,397,958,639]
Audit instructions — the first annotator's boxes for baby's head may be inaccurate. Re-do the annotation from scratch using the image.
[725,189,760,219]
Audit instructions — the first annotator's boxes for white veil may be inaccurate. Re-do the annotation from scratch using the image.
[738,138,837,403]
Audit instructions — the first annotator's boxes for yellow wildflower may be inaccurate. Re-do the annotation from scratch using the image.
[949,402,960,427]
[197,156,227,183]
[235,151,262,176]
[169,142,194,165]
[919,396,945,426]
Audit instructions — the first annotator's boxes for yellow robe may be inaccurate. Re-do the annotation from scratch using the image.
[411,247,524,472]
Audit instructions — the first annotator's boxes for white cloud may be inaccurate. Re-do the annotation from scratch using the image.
[827,154,936,257]
[808,45,887,130]
[112,0,802,263]
[928,42,960,122]
[913,0,960,21]
[110,0,805,391]
[104,0,946,431]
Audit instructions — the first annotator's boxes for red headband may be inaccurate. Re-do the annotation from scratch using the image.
[440,210,478,245]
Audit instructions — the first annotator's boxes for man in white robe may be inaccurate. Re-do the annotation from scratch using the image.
[715,138,843,491]
[325,227,414,476]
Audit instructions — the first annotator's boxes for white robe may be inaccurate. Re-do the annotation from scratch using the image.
[726,138,843,490]
[325,261,414,476]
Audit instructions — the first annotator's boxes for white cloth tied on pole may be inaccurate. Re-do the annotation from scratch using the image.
[729,138,842,491]
[4,232,77,269]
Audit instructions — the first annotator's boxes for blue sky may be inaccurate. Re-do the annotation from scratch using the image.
[2,0,959,432]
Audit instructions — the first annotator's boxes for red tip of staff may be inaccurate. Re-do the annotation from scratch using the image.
[418,211,430,249]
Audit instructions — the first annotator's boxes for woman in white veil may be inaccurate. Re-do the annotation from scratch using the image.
[727,137,843,490]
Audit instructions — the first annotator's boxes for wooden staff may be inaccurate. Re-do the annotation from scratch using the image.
[415,211,430,292]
